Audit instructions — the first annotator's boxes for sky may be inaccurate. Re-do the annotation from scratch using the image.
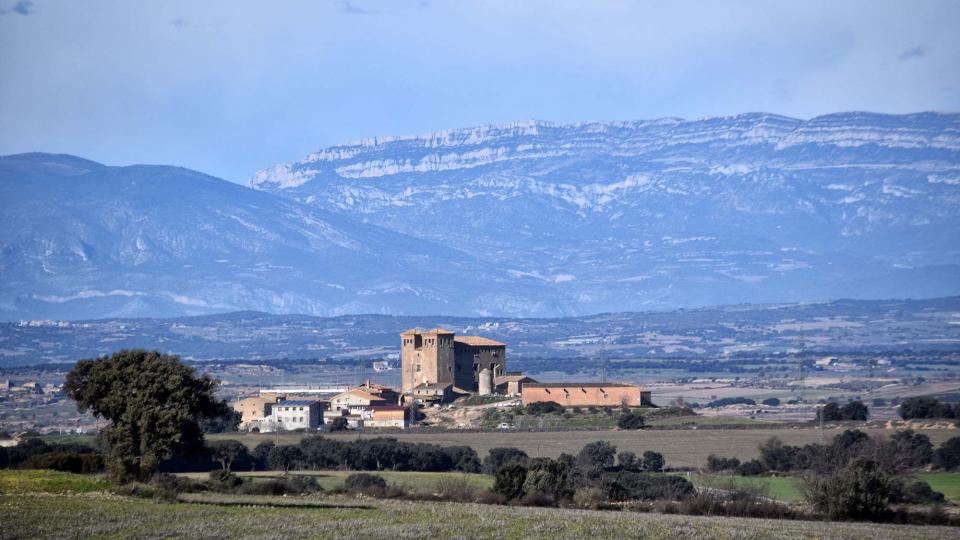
[1,0,958,183]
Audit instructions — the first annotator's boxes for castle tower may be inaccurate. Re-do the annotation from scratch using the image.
[400,328,455,393]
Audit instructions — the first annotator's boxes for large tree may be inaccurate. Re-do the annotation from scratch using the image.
[64,349,229,481]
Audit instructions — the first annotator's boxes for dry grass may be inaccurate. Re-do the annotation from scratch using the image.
[2,492,959,539]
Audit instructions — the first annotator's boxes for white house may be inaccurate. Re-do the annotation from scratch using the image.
[256,400,322,432]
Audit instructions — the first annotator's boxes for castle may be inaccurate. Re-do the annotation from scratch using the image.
[400,328,506,397]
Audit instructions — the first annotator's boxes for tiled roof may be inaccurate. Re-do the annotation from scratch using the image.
[455,335,506,347]
[276,400,318,406]
[524,382,641,389]
[495,374,536,384]
[368,405,406,411]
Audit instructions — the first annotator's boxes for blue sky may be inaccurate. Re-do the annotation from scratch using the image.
[1,0,958,183]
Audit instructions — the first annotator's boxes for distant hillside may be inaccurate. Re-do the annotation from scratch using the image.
[2,296,958,367]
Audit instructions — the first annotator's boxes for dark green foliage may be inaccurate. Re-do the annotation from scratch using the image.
[236,476,318,496]
[758,437,796,472]
[208,469,243,490]
[201,409,242,433]
[251,441,275,470]
[889,480,945,504]
[267,445,304,472]
[642,451,664,472]
[524,401,564,415]
[444,445,481,474]
[522,458,580,503]
[575,440,616,475]
[705,397,756,408]
[617,451,638,471]
[326,417,349,432]
[899,397,956,420]
[344,473,387,494]
[483,447,529,474]
[208,440,251,472]
[932,437,960,471]
[803,460,892,520]
[64,349,229,481]
[492,462,527,500]
[602,471,694,501]
[616,410,645,430]
[736,459,766,476]
[817,400,868,422]
[25,452,105,473]
[761,397,780,406]
[879,430,932,473]
[706,454,740,472]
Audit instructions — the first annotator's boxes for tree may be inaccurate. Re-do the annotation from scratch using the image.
[932,437,960,471]
[803,460,892,520]
[899,397,955,420]
[642,451,664,472]
[327,417,349,432]
[575,441,616,475]
[617,451,638,471]
[483,447,529,474]
[492,462,528,500]
[761,397,781,407]
[759,437,796,472]
[209,440,249,472]
[64,350,229,481]
[878,429,932,473]
[202,409,242,433]
[839,401,868,421]
[267,445,304,473]
[252,441,275,470]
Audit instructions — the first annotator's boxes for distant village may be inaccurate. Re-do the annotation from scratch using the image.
[233,328,651,432]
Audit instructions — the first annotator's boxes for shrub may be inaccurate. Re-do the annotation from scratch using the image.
[492,462,528,500]
[736,459,766,476]
[932,437,960,471]
[758,437,795,472]
[642,451,664,472]
[207,469,243,490]
[25,452,104,474]
[618,451,638,471]
[483,447,529,474]
[525,401,564,415]
[889,480,945,504]
[522,458,579,503]
[706,454,740,472]
[761,397,780,407]
[433,476,481,502]
[344,473,387,495]
[617,411,645,430]
[879,429,932,472]
[803,460,892,520]
[238,476,318,496]
[602,472,693,501]
[572,486,607,508]
[327,417,349,432]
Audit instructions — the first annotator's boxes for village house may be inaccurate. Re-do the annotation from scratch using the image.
[521,382,651,407]
[361,405,409,429]
[257,400,322,432]
[329,388,390,415]
[233,395,282,429]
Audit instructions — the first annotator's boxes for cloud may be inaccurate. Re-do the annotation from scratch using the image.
[899,45,926,60]
[336,0,367,15]
[1,0,35,16]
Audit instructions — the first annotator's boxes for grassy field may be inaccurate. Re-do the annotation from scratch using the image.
[4,491,960,539]
[693,475,805,503]
[212,426,958,469]
[0,469,110,494]
[179,469,494,492]
[915,472,960,502]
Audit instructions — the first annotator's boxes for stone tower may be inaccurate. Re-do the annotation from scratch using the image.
[400,328,455,392]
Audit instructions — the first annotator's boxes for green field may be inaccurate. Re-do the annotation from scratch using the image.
[179,469,493,492]
[3,490,959,539]
[212,425,957,469]
[0,469,110,494]
[915,472,960,502]
[692,475,804,502]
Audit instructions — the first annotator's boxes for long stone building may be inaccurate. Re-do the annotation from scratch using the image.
[521,382,651,407]
[400,328,506,395]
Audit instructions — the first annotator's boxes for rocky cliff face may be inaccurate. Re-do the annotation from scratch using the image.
[250,112,960,314]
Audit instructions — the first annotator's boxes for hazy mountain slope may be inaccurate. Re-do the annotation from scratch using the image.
[251,112,960,312]
[0,153,545,319]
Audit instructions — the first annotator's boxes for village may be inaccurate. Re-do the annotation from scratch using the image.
[232,328,651,432]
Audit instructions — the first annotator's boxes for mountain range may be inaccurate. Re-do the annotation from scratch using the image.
[2,112,959,320]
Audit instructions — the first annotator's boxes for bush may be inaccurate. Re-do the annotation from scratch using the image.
[736,459,766,476]
[483,447,529,474]
[618,451,638,471]
[889,480,945,504]
[525,401,564,415]
[327,417,349,432]
[25,452,104,474]
[207,469,243,490]
[433,476,481,502]
[761,398,781,407]
[706,455,740,472]
[237,476,318,496]
[344,473,387,495]
[602,471,693,501]
[803,460,892,520]
[932,437,960,471]
[679,491,797,519]
[617,411,645,430]
[492,462,527,500]
[642,451,664,472]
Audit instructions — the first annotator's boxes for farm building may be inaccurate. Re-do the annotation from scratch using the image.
[362,405,410,429]
[521,382,651,407]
